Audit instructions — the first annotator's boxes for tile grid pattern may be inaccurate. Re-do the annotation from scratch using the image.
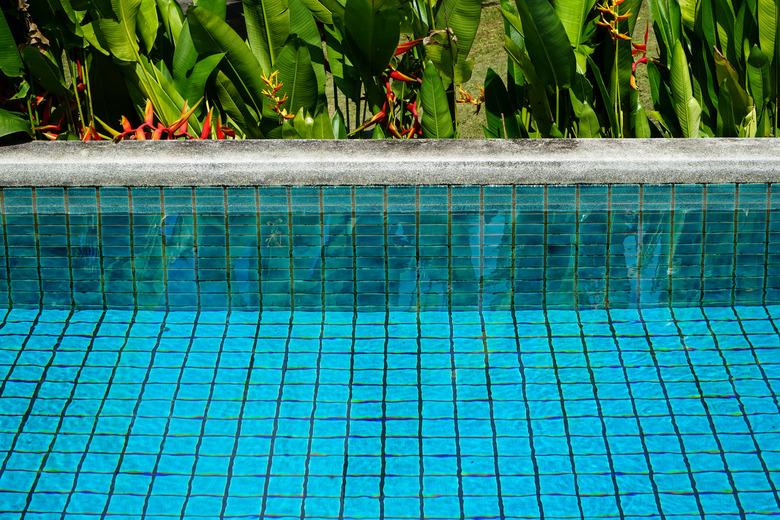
[0,183,779,519]
[0,307,779,519]
[0,185,778,311]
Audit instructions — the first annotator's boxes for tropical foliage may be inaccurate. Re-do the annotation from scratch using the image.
[487,0,777,137]
[646,0,777,137]
[0,0,776,141]
[0,0,482,140]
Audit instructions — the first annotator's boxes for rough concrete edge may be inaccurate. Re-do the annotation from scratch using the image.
[0,139,778,186]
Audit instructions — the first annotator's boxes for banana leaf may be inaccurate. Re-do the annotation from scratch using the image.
[289,0,327,91]
[0,108,32,138]
[213,70,263,137]
[484,67,523,137]
[756,0,776,63]
[21,47,70,96]
[746,45,770,120]
[332,109,348,138]
[649,0,682,59]
[137,0,158,51]
[420,60,454,138]
[188,5,266,115]
[434,0,482,59]
[157,0,185,43]
[96,0,142,63]
[630,88,652,137]
[513,0,575,90]
[714,48,754,134]
[176,53,225,106]
[277,38,320,115]
[343,0,401,77]
[554,0,595,48]
[242,0,290,73]
[669,40,701,137]
[570,73,601,137]
[299,0,335,23]
[199,0,227,19]
[0,7,23,77]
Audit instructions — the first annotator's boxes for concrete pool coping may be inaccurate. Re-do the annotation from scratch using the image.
[0,139,778,186]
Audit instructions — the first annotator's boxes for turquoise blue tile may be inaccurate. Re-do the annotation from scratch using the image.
[0,184,779,519]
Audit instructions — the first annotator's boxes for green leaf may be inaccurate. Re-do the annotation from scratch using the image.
[712,0,735,62]
[97,0,141,62]
[213,70,263,137]
[332,109,347,138]
[678,0,697,29]
[137,0,158,51]
[746,45,769,117]
[425,30,458,83]
[323,24,361,101]
[9,80,29,101]
[0,108,31,138]
[277,38,319,114]
[484,68,522,138]
[242,0,290,73]
[697,0,717,52]
[420,61,454,138]
[587,55,618,136]
[669,40,700,137]
[344,0,401,77]
[630,89,652,137]
[648,0,682,54]
[290,0,322,48]
[81,21,110,55]
[172,22,198,84]
[504,34,558,136]
[0,8,23,77]
[435,0,482,58]
[188,5,266,114]
[503,34,533,82]
[757,0,776,63]
[198,0,227,19]
[738,106,757,137]
[157,0,185,42]
[453,58,474,85]
[554,0,595,47]
[513,0,575,89]
[291,107,314,137]
[175,53,224,106]
[716,78,737,136]
[289,0,327,91]
[570,74,601,137]
[371,123,386,138]
[21,48,69,96]
[500,0,523,34]
[129,56,198,130]
[299,0,334,23]
[312,110,335,138]
[646,60,680,136]
[713,49,753,122]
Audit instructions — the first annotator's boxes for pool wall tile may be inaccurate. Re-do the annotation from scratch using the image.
[0,184,777,311]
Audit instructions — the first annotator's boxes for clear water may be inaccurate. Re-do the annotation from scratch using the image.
[0,185,779,519]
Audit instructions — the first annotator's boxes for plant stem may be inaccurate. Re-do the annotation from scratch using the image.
[345,95,350,133]
[83,54,95,126]
[613,42,623,137]
[333,81,339,115]
[71,60,86,136]
[26,95,36,136]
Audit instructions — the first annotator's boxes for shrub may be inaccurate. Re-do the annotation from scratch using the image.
[0,0,483,141]
[486,0,777,137]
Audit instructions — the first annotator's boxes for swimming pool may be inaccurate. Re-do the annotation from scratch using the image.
[0,180,778,520]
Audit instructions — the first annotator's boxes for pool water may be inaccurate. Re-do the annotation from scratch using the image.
[0,185,779,519]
